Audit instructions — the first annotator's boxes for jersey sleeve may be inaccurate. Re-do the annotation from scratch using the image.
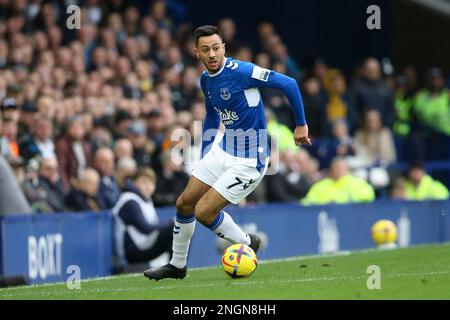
[200,75,221,158]
[237,62,307,126]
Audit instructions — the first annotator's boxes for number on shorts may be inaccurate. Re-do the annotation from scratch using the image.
[226,177,243,189]
[226,177,255,190]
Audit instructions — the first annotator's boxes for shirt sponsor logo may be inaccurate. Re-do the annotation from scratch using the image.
[214,107,239,125]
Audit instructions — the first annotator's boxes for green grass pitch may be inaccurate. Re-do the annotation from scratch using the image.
[1,242,450,300]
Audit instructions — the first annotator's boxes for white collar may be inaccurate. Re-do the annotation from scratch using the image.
[207,57,228,77]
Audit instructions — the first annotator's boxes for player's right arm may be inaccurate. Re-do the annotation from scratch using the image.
[200,75,221,158]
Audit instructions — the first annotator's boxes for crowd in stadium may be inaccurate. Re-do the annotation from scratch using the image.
[0,0,449,214]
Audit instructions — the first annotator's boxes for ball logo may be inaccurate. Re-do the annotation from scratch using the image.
[229,255,234,261]
[220,88,231,100]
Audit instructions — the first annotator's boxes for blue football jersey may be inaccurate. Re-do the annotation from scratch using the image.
[200,57,306,171]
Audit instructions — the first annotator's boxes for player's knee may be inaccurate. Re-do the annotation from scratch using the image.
[193,201,213,225]
[175,194,195,215]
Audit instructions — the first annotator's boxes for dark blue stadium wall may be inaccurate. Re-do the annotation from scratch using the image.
[179,0,392,73]
[1,200,449,284]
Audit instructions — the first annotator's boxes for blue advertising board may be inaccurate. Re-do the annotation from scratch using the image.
[157,200,450,269]
[1,200,449,284]
[0,212,113,284]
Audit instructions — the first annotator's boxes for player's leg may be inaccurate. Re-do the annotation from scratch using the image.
[194,187,250,245]
[169,176,211,269]
[143,176,212,280]
[144,146,224,280]
[196,160,269,250]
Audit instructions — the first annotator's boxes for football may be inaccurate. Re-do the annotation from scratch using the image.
[371,219,398,246]
[221,244,258,279]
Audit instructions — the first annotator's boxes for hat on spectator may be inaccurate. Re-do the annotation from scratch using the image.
[1,97,18,111]
[21,102,38,113]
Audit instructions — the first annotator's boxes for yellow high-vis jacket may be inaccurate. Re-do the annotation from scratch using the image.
[301,175,375,205]
[405,175,449,201]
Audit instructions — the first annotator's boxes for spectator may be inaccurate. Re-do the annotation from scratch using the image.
[311,119,355,169]
[323,69,349,124]
[114,138,134,161]
[65,168,102,212]
[127,120,154,167]
[390,177,407,200]
[393,76,414,139]
[113,110,134,140]
[295,150,322,184]
[153,150,189,207]
[171,66,201,112]
[149,0,173,30]
[89,124,113,152]
[145,109,166,149]
[413,67,450,161]
[349,57,395,129]
[301,76,328,138]
[0,115,12,159]
[392,75,415,162]
[55,115,91,192]
[94,147,121,209]
[116,157,137,189]
[218,18,237,56]
[301,157,375,205]
[17,101,38,139]
[112,167,174,268]
[1,116,19,158]
[265,150,311,202]
[353,109,396,167]
[1,96,20,123]
[404,164,449,201]
[19,114,55,161]
[414,68,450,136]
[25,157,66,213]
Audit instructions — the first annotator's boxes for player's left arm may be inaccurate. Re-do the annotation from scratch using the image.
[239,63,312,146]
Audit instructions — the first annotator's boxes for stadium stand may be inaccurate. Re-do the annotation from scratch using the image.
[0,1,449,210]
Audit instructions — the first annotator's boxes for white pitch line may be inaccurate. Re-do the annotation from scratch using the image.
[2,243,449,293]
[1,269,450,298]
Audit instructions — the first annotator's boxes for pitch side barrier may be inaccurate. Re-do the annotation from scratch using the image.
[1,200,449,284]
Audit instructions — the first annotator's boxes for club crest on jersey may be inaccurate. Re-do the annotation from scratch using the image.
[220,88,231,101]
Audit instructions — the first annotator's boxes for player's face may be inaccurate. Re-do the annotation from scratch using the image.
[195,34,225,73]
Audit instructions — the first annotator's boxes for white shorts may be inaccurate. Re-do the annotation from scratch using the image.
[191,143,268,204]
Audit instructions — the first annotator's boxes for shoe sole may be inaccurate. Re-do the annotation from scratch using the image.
[143,271,186,281]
